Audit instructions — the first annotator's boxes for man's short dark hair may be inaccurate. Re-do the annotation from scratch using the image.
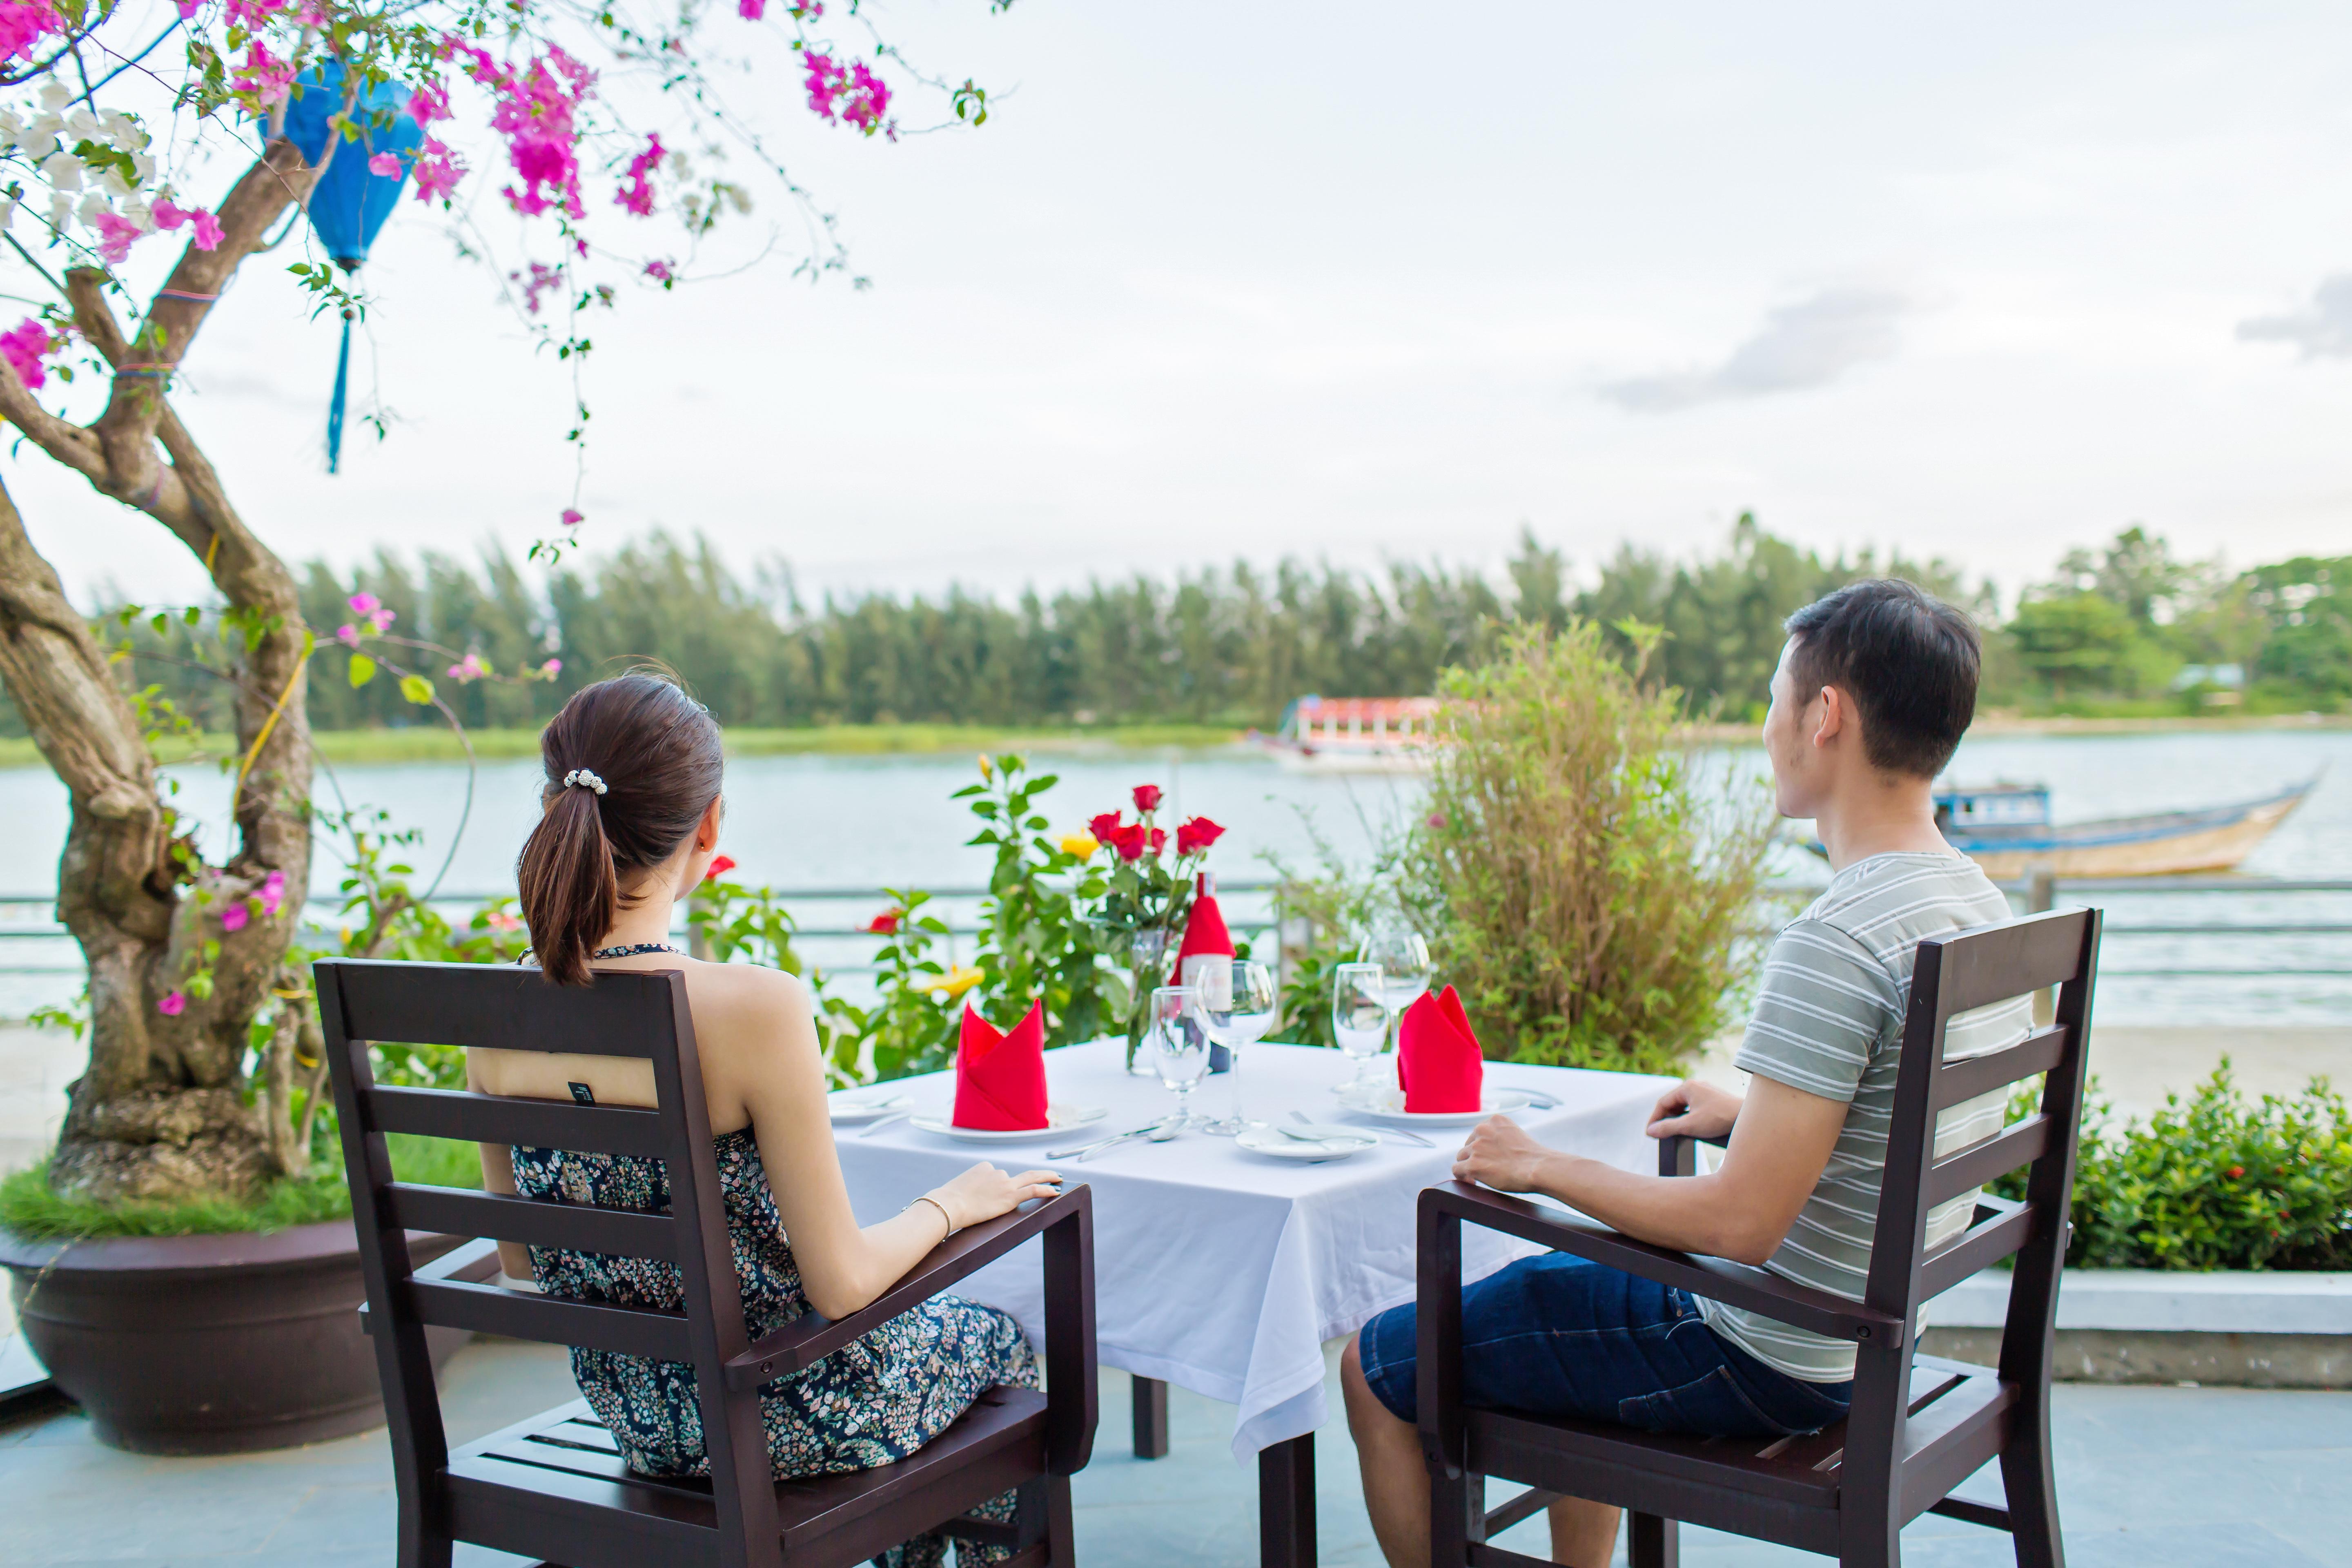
[1783,579,1980,778]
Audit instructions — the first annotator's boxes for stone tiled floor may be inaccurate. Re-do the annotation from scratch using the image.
[3,1337,2345,1567]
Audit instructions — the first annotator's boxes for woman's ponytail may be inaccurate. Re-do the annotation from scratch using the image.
[517,782,621,986]
[515,672,726,985]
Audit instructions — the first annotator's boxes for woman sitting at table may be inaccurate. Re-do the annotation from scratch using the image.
[468,671,1062,1568]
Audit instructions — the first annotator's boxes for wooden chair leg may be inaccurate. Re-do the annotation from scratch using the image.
[1040,1472,1076,1568]
[1428,1463,1480,1568]
[1627,1513,1678,1568]
[1999,1400,2066,1568]
[394,1519,452,1568]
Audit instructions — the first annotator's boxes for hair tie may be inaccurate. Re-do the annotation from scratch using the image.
[564,768,608,795]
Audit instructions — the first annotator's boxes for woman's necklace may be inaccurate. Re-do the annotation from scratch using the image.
[590,942,685,959]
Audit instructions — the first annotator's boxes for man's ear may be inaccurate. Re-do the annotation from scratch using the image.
[1810,686,1846,750]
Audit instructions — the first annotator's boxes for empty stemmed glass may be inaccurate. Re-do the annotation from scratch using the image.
[1332,961,1389,1087]
[1189,959,1277,1135]
[1149,985,1212,1129]
[1360,918,1432,1068]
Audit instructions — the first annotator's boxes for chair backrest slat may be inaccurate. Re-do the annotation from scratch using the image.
[1927,918,2089,1016]
[1931,1022,2066,1111]
[409,1278,695,1359]
[385,1183,679,1261]
[368,1084,670,1156]
[1923,1113,2052,1209]
[1915,1197,2036,1300]
[329,958,672,1056]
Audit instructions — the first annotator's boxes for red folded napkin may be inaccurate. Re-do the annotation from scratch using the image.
[953,1000,1051,1130]
[1175,878,1234,969]
[1397,985,1484,1113]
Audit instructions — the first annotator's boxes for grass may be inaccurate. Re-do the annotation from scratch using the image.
[0,1132,483,1241]
[0,722,1253,770]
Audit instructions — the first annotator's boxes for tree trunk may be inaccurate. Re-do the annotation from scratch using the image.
[0,466,314,1204]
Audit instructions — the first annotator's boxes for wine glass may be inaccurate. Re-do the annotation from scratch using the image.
[1149,985,1211,1128]
[1332,961,1389,1088]
[1189,959,1278,1135]
[1360,918,1432,1069]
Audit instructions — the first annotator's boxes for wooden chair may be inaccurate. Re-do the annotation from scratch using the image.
[1415,907,2101,1568]
[319,957,1097,1568]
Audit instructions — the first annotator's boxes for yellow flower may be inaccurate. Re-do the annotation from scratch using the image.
[930,964,986,1000]
[978,753,993,781]
[1059,831,1099,859]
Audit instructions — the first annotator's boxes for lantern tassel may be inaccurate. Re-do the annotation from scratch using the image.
[326,306,353,475]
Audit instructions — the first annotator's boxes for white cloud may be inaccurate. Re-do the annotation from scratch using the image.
[2236,274,2352,359]
[1599,287,1911,412]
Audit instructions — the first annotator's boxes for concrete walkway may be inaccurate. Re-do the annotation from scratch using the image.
[2,1336,2345,1567]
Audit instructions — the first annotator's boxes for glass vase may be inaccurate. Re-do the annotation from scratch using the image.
[1123,927,1173,1074]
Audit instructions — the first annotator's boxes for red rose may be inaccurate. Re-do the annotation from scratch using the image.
[867,909,903,935]
[702,854,737,883]
[2227,1165,2245,1178]
[1175,816,1226,856]
[1089,811,1123,841]
[1147,826,1167,856]
[1132,784,1163,813]
[1111,822,1149,861]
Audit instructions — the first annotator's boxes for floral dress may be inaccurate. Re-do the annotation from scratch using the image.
[510,1088,1039,1568]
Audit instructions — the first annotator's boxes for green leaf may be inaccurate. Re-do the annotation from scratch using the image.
[398,674,435,706]
[183,606,201,626]
[347,654,376,688]
[149,611,168,635]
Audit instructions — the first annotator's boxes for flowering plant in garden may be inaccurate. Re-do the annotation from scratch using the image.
[0,0,1017,1210]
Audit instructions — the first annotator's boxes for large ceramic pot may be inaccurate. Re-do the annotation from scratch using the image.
[0,1220,467,1454]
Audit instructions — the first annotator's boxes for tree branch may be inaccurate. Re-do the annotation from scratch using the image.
[0,352,106,483]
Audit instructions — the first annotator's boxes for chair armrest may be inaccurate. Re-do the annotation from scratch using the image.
[1421,1181,1902,1348]
[726,1184,1094,1388]
[1654,1131,1728,1178]
[358,1236,504,1334]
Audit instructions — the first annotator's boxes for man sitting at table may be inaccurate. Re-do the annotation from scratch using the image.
[1342,578,2030,1568]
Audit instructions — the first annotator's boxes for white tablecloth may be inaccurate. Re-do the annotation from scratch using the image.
[835,1040,1671,1463]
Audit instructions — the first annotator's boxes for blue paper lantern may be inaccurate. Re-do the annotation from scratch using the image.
[280,62,423,473]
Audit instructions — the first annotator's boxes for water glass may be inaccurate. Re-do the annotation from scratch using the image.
[1332,961,1388,1086]
[1149,985,1211,1127]
[1360,920,1432,1057]
[1189,958,1277,1135]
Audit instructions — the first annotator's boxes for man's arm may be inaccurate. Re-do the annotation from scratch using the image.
[1452,1075,1848,1266]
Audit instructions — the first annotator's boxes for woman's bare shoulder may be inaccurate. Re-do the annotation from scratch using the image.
[679,958,813,1031]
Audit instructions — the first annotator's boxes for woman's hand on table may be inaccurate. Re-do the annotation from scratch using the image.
[1452,1114,1557,1194]
[1646,1078,1742,1143]
[929,1162,1063,1230]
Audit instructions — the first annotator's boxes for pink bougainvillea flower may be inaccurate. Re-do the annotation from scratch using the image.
[738,0,764,18]
[485,908,523,932]
[189,209,223,251]
[368,152,403,178]
[230,40,298,106]
[157,991,187,1016]
[702,854,737,882]
[0,318,57,390]
[1131,784,1163,813]
[0,0,65,66]
[615,133,662,217]
[411,138,466,205]
[220,902,249,933]
[257,869,288,918]
[560,508,584,528]
[409,77,452,126]
[539,657,563,678]
[349,592,381,616]
[224,0,287,28]
[454,43,595,220]
[644,259,674,284]
[368,607,395,633]
[93,211,146,265]
[511,260,564,316]
[335,623,361,646]
[174,0,203,18]
[447,651,490,681]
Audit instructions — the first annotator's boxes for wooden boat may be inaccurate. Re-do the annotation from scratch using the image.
[1929,777,2318,878]
[1252,696,1439,774]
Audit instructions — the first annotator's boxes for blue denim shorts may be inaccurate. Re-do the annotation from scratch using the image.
[1357,1253,1852,1439]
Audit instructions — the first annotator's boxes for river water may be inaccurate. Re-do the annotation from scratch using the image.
[0,728,2343,1027]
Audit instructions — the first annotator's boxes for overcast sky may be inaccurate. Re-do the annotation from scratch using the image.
[12,0,2352,611]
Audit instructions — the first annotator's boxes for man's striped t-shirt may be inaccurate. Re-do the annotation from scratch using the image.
[1694,851,2031,1383]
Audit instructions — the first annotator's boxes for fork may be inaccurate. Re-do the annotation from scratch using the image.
[1294,1109,1434,1149]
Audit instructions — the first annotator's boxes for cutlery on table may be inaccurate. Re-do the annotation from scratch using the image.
[856,1111,913,1138]
[1049,1119,1174,1161]
[1293,1109,1436,1149]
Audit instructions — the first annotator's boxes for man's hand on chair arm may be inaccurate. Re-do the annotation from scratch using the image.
[1451,1075,1847,1267]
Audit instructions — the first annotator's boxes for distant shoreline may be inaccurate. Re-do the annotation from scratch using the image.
[0,711,2340,769]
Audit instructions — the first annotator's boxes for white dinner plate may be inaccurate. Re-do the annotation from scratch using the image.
[827,1091,913,1124]
[1236,1123,1379,1161]
[1332,1082,1533,1126]
[906,1104,1108,1143]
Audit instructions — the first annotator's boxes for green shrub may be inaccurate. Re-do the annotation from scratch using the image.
[1402,620,1775,1074]
[1996,1062,2352,1270]
[0,1134,481,1241]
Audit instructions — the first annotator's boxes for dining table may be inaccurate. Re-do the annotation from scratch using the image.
[833,1039,1675,1568]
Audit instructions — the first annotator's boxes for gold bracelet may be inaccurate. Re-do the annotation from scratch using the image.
[904,1194,954,1238]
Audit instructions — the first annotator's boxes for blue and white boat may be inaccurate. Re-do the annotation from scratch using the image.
[1927,777,2317,878]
